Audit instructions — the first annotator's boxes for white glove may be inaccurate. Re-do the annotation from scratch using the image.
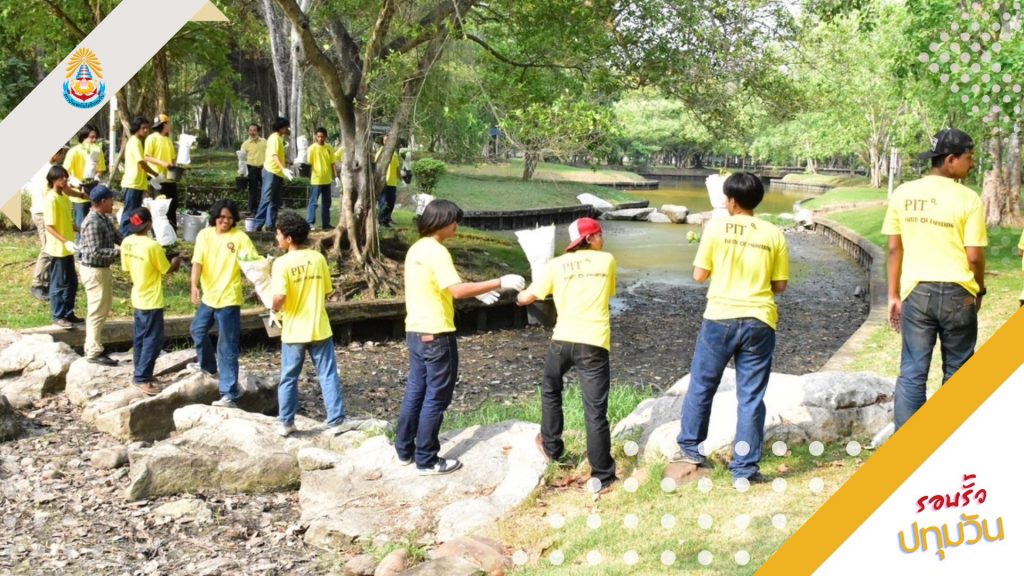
[64,240,78,254]
[499,274,527,291]
[283,168,295,181]
[475,290,500,305]
[68,176,82,188]
[267,310,281,328]
[149,174,166,191]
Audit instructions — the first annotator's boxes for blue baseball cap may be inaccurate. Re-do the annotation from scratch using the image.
[89,185,114,203]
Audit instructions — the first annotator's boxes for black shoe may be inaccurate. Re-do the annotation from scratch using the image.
[65,315,85,324]
[417,458,462,475]
[87,354,118,367]
[737,472,771,485]
[30,287,49,302]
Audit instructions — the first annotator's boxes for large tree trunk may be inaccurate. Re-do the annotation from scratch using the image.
[262,0,292,118]
[154,48,169,114]
[522,150,540,180]
[983,128,1024,227]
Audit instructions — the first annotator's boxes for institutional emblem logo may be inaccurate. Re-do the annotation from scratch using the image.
[62,48,106,109]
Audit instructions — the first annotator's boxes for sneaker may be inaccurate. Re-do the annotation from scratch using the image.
[668,449,706,466]
[278,422,296,437]
[65,315,85,324]
[30,287,49,301]
[740,472,771,485]
[53,318,74,330]
[327,418,363,436]
[87,354,118,367]
[135,382,161,396]
[397,454,413,466]
[212,396,239,409]
[417,458,463,475]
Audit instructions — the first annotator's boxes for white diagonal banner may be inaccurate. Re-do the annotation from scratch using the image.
[0,0,227,227]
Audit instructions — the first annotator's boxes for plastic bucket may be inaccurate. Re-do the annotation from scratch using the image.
[182,213,207,243]
[244,218,258,232]
[167,166,186,182]
[297,163,312,178]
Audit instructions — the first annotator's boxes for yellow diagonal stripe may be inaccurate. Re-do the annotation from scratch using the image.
[758,309,1024,574]
[2,193,20,228]
[191,2,227,22]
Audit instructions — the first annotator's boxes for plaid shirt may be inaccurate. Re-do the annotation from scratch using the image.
[78,210,122,268]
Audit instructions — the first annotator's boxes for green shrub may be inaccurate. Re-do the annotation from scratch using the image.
[412,158,447,195]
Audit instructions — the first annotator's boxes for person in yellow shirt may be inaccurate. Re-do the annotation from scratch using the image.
[28,148,71,302]
[63,124,107,228]
[517,217,618,492]
[397,199,525,474]
[883,128,987,430]
[670,172,789,485]
[305,127,336,230]
[375,135,401,228]
[255,117,293,231]
[43,166,84,330]
[119,117,159,235]
[145,114,178,229]
[122,207,182,395]
[271,212,356,437]
[190,199,259,408]
[1018,230,1024,308]
[240,123,266,213]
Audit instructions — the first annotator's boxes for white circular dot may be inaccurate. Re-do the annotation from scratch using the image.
[624,514,639,529]
[735,441,750,457]
[734,477,750,493]
[940,32,950,41]
[698,513,713,530]
[971,42,981,52]
[548,513,565,529]
[982,73,991,83]
[661,551,677,566]
[772,514,788,529]
[951,41,960,52]
[919,52,929,63]
[809,441,824,456]
[587,513,602,529]
[846,441,862,457]
[929,63,940,73]
[982,51,992,62]
[549,550,565,566]
[983,94,991,103]
[993,84,1002,93]
[810,477,825,493]
[973,105,981,113]
[735,514,751,530]
[773,477,788,493]
[994,42,1002,52]
[961,73,971,83]
[587,478,602,493]
[697,477,713,493]
[940,73,950,84]
[662,514,677,529]
[1014,84,1021,93]
[972,21,981,32]
[660,478,677,493]
[696,442,707,456]
[952,63,961,73]
[624,441,639,457]
[952,84,961,93]
[952,21,960,31]
[961,52,971,63]
[698,550,714,566]
[962,95,971,103]
[512,550,529,565]
[1004,95,1012,103]
[624,477,639,493]
[736,550,751,566]
[1016,105,1021,114]
[1003,73,1012,83]
[771,441,787,456]
[587,550,603,566]
[982,32,992,41]
[623,550,639,566]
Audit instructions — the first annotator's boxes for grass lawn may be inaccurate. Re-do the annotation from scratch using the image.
[779,173,871,187]
[432,174,636,211]
[449,160,649,184]
[800,187,888,210]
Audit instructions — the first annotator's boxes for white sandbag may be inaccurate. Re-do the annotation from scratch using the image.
[236,150,248,177]
[237,254,274,309]
[514,224,556,282]
[576,193,614,211]
[294,135,309,168]
[143,196,177,246]
[412,193,435,216]
[706,174,729,220]
[176,133,197,166]
[84,149,101,180]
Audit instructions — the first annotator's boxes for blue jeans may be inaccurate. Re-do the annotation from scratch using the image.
[119,188,144,235]
[190,304,241,400]
[677,318,776,479]
[133,308,164,383]
[278,338,345,426]
[73,203,89,232]
[254,170,283,230]
[49,255,78,321]
[306,184,331,228]
[894,282,977,430]
[396,332,458,468]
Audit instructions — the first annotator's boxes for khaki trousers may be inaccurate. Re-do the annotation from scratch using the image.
[31,213,51,290]
[79,265,112,358]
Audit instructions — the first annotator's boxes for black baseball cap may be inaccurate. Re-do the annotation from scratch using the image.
[125,207,152,234]
[917,128,974,161]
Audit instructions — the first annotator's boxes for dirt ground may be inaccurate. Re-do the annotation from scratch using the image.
[0,230,870,575]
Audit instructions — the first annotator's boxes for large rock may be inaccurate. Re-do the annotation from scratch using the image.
[300,420,547,549]
[0,334,78,408]
[430,536,509,576]
[576,193,613,212]
[66,349,196,406]
[398,557,483,576]
[660,204,689,223]
[647,212,673,224]
[602,207,655,221]
[125,404,389,500]
[0,395,22,441]
[92,369,278,441]
[612,369,893,461]
[684,212,712,226]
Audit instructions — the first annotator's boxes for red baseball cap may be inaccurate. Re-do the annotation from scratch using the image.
[566,217,602,252]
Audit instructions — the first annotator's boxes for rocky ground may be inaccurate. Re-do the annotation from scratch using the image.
[0,230,869,575]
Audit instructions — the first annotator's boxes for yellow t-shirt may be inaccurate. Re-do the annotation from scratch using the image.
[263,132,286,177]
[120,135,148,190]
[333,146,344,163]
[695,214,789,329]
[144,133,176,177]
[121,234,171,310]
[241,137,266,166]
[271,249,334,343]
[526,250,617,350]
[881,175,988,301]
[191,227,258,308]
[43,189,74,257]
[63,143,107,203]
[376,149,401,186]
[307,143,335,186]
[404,237,462,334]
[1018,230,1024,299]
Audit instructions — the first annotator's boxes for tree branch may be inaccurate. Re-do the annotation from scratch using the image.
[41,0,87,40]
[464,34,586,74]
[382,0,479,56]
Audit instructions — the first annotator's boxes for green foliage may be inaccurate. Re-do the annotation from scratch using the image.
[412,158,447,194]
[500,96,615,178]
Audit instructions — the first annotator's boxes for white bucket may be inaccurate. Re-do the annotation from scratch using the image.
[245,217,258,232]
[182,213,207,243]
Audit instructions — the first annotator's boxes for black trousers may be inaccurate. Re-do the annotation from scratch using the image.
[246,165,262,213]
[540,339,615,484]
